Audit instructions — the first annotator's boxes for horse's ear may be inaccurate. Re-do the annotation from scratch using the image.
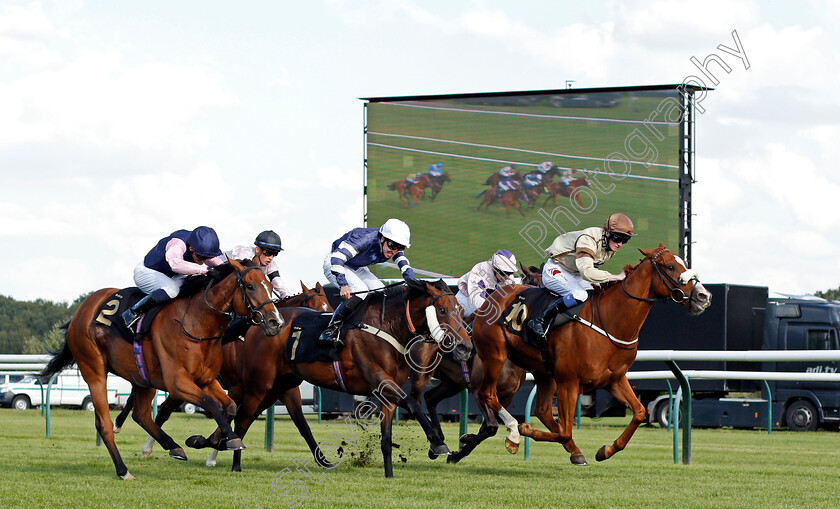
[316,282,323,291]
[300,281,309,292]
[659,243,666,250]
[228,257,244,271]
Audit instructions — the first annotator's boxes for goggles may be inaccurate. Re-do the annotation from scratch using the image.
[608,231,632,245]
[261,248,279,257]
[384,239,406,251]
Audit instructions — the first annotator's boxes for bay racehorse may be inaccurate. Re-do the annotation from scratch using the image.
[113,281,332,459]
[187,278,472,478]
[463,245,711,465]
[39,259,282,479]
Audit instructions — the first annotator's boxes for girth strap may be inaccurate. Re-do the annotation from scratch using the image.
[571,315,638,348]
[357,323,407,355]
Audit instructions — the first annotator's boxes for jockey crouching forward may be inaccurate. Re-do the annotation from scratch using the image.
[427,162,444,177]
[225,230,291,300]
[527,213,635,336]
[319,218,416,346]
[122,226,225,331]
[455,250,518,320]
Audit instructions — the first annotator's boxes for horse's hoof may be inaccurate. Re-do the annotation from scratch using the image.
[231,464,242,473]
[570,454,588,466]
[113,424,121,434]
[505,438,520,455]
[121,472,135,481]
[595,446,608,462]
[225,438,245,451]
[459,433,477,445]
[185,435,207,449]
[518,423,532,435]
[430,444,451,457]
[169,447,187,461]
[428,448,438,460]
[206,459,217,467]
[446,453,462,464]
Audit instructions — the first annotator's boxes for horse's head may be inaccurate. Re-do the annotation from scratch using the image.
[299,281,333,313]
[639,244,712,315]
[441,172,451,183]
[520,262,544,287]
[229,258,284,335]
[406,278,472,362]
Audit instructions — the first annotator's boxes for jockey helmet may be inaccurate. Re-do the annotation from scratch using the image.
[603,213,636,245]
[491,250,518,275]
[189,226,222,258]
[379,218,411,249]
[255,230,283,253]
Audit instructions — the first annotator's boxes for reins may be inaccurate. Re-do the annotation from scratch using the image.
[176,266,273,342]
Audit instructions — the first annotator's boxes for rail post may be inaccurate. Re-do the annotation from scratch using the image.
[459,389,469,447]
[523,385,537,461]
[265,403,275,451]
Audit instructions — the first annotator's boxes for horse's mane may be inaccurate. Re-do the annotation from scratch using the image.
[364,279,449,332]
[178,259,256,298]
[591,246,667,295]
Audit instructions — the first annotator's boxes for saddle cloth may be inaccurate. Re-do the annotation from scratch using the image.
[93,288,165,344]
[285,309,339,364]
[497,287,585,352]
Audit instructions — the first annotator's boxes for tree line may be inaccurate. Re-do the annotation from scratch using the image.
[0,294,89,354]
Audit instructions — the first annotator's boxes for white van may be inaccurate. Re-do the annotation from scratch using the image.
[0,368,131,411]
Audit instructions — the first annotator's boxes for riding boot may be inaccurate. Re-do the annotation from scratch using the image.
[527,293,579,337]
[122,289,170,332]
[319,296,362,346]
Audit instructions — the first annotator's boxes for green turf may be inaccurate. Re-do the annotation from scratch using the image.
[2,408,837,508]
[365,93,684,280]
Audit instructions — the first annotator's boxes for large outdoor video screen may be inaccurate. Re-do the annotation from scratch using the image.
[364,87,687,280]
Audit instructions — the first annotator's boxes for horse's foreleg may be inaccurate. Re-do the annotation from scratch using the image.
[280,388,334,469]
[379,403,396,478]
[130,386,187,461]
[82,360,133,479]
[423,377,465,444]
[227,386,283,471]
[140,395,184,458]
[170,374,243,452]
[596,376,645,462]
[398,393,450,457]
[519,380,586,465]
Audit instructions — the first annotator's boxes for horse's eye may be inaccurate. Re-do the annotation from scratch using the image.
[246,284,254,290]
[439,307,446,315]
[668,265,675,271]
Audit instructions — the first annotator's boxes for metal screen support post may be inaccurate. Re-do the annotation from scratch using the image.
[459,389,468,448]
[265,404,275,451]
[575,395,581,429]
[523,385,537,461]
[44,374,56,438]
[665,360,691,464]
[316,386,322,424]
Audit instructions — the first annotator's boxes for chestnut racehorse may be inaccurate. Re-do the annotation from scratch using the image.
[542,176,590,207]
[187,279,473,478]
[463,245,711,466]
[39,259,282,479]
[476,189,526,217]
[427,171,451,200]
[388,174,430,207]
[113,281,332,459]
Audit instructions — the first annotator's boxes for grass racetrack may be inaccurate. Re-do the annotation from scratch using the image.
[2,408,838,508]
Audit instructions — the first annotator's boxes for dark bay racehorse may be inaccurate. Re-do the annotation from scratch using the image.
[187,279,472,478]
[113,281,332,459]
[39,259,282,479]
[427,172,451,200]
[463,245,711,465]
[410,262,543,459]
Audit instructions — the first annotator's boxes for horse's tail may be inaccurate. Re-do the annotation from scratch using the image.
[475,189,487,199]
[39,322,75,379]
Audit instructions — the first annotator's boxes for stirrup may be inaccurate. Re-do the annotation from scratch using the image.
[528,318,547,337]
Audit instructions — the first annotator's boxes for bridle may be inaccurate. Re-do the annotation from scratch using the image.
[178,266,276,341]
[621,250,700,304]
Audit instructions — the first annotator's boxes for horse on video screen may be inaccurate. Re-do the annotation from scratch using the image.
[476,189,525,217]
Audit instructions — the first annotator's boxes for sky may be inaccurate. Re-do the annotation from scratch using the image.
[2,0,840,303]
